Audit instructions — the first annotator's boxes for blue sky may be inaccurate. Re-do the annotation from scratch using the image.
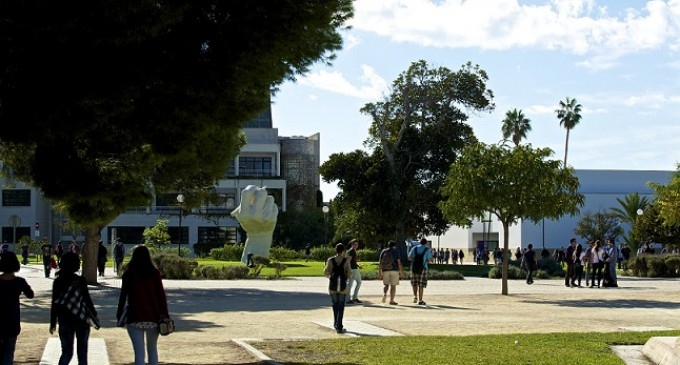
[271,0,680,200]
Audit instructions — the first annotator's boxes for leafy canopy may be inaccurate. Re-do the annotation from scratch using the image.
[0,0,354,225]
[320,60,494,245]
[439,142,584,295]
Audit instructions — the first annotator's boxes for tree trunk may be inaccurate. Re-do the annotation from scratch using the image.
[82,226,102,285]
[564,128,570,167]
[502,221,509,295]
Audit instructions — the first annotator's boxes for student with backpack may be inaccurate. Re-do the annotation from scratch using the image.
[408,238,432,305]
[378,240,404,305]
[323,243,352,334]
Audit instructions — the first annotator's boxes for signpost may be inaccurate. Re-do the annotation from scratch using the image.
[8,215,21,243]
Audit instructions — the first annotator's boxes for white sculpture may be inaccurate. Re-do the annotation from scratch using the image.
[230,185,279,265]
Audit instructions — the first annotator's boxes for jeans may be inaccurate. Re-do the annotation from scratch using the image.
[58,321,90,365]
[330,293,346,331]
[347,269,362,300]
[0,336,17,365]
[525,268,534,284]
[127,325,160,365]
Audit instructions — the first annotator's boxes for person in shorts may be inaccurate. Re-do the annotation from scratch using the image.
[408,238,432,305]
[378,240,404,305]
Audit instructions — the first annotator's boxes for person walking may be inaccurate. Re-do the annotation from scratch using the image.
[97,241,108,277]
[378,241,404,305]
[20,242,29,265]
[0,251,35,364]
[116,245,170,365]
[458,249,465,264]
[40,237,53,278]
[523,244,537,285]
[50,252,99,365]
[323,243,352,333]
[113,238,125,274]
[345,239,363,304]
[564,238,577,287]
[572,243,584,287]
[408,238,432,305]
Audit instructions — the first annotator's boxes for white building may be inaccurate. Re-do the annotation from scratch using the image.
[426,169,674,256]
[0,107,321,250]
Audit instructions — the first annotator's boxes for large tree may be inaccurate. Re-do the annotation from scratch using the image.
[0,1,353,283]
[501,108,532,147]
[439,143,584,295]
[648,165,680,227]
[555,97,583,167]
[320,60,494,257]
[573,211,624,243]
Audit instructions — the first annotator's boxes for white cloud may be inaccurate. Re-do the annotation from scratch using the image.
[351,0,680,69]
[297,65,388,100]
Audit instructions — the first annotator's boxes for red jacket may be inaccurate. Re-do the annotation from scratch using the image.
[117,269,168,323]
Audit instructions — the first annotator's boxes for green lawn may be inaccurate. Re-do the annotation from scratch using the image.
[253,330,678,365]
[191,259,494,278]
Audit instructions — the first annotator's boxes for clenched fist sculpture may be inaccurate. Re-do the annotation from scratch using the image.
[231,185,279,264]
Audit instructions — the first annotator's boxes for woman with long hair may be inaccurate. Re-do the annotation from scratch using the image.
[116,245,169,365]
[50,252,98,365]
[0,251,34,364]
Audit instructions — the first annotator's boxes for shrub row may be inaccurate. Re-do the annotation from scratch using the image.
[629,254,680,277]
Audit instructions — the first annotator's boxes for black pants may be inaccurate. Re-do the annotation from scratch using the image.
[572,265,584,286]
[565,263,574,286]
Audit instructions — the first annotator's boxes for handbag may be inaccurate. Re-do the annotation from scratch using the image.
[158,317,175,336]
[117,305,128,327]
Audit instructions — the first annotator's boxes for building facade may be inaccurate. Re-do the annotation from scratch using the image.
[426,169,674,257]
[0,107,321,251]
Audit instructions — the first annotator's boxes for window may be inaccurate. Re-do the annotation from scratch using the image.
[239,157,272,176]
[2,189,31,207]
[1,227,30,243]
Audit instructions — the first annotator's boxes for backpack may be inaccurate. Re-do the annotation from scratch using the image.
[380,249,395,271]
[412,246,427,274]
[329,258,347,292]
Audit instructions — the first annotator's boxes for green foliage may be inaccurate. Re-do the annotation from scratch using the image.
[320,60,494,246]
[574,211,624,243]
[555,97,583,167]
[147,245,191,258]
[649,164,680,227]
[193,265,250,280]
[270,246,304,261]
[193,242,225,258]
[151,254,198,279]
[629,254,680,277]
[209,244,244,261]
[440,142,584,294]
[310,246,337,261]
[632,202,680,247]
[501,108,532,147]
[0,1,354,229]
[142,220,171,247]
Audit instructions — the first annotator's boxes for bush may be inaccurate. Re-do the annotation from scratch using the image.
[152,254,198,279]
[310,246,336,261]
[194,265,250,279]
[193,242,225,258]
[269,246,302,261]
[488,265,525,279]
[628,254,680,277]
[148,245,192,257]
[209,244,244,261]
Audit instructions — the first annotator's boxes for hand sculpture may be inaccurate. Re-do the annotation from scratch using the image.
[231,185,279,264]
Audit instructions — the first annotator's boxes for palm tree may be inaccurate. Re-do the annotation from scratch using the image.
[555,97,583,167]
[610,192,650,224]
[501,108,532,147]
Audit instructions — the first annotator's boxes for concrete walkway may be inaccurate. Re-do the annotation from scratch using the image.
[18,263,680,364]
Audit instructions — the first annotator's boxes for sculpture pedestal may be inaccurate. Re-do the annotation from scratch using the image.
[642,337,680,365]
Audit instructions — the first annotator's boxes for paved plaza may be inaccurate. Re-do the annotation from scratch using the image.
[13,263,680,364]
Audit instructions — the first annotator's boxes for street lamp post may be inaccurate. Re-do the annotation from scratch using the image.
[177,194,184,256]
[322,205,329,244]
